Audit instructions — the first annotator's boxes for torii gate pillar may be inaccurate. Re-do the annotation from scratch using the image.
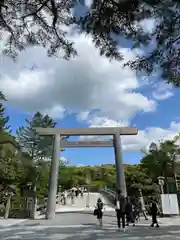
[46,134,61,220]
[113,133,127,197]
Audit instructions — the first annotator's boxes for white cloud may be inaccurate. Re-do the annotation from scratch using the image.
[79,118,180,152]
[0,27,175,153]
[60,156,70,165]
[0,33,156,122]
[84,0,93,8]
[152,82,174,101]
[79,117,130,140]
[138,19,157,34]
[43,105,66,119]
[88,117,129,128]
[77,111,90,121]
[152,91,173,101]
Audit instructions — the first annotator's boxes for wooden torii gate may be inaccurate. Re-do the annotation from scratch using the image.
[35,127,138,219]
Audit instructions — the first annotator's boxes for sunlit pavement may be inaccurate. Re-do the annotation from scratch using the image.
[1,212,180,240]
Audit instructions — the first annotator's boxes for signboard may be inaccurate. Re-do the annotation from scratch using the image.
[161,194,179,215]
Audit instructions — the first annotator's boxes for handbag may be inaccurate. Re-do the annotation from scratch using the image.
[94,208,98,216]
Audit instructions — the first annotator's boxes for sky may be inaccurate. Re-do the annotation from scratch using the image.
[0,4,180,166]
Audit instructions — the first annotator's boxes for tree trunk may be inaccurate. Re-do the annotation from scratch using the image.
[4,195,11,219]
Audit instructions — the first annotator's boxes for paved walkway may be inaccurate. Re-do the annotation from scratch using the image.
[1,191,180,239]
[1,214,180,228]
[56,192,114,213]
[1,213,180,239]
[36,192,114,219]
[159,216,180,226]
[0,218,26,227]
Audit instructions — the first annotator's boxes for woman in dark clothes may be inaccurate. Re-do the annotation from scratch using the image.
[96,198,104,226]
[150,198,159,227]
[125,197,135,226]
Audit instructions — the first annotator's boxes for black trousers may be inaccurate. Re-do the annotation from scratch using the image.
[116,210,125,228]
[126,213,134,224]
[152,213,158,224]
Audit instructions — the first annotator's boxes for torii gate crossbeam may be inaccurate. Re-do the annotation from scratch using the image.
[35,127,138,220]
[60,140,113,148]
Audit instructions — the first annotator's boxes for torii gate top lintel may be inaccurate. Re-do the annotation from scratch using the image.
[35,127,138,136]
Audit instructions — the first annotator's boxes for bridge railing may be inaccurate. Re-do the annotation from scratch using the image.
[100,188,116,205]
[36,189,72,215]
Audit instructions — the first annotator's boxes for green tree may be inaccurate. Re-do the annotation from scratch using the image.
[16,112,57,161]
[0,92,16,146]
[140,139,180,193]
[0,102,11,133]
[0,92,6,101]
[57,164,155,195]
[1,1,180,86]
[79,0,180,86]
[140,140,179,180]
[0,0,77,59]
[0,147,19,187]
[59,166,77,189]
[100,164,116,188]
[125,164,154,196]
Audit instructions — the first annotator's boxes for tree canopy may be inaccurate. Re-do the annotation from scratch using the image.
[16,111,57,161]
[0,0,179,86]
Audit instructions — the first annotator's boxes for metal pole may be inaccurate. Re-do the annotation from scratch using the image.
[113,133,127,197]
[46,134,61,219]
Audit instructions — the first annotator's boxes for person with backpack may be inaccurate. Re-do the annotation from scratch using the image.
[114,189,126,231]
[95,198,104,226]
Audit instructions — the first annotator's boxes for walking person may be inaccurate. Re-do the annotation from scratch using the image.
[80,188,84,198]
[71,189,75,205]
[125,197,135,227]
[150,198,159,227]
[132,203,137,226]
[134,199,141,223]
[95,198,104,226]
[63,189,67,205]
[114,189,126,231]
[75,188,79,197]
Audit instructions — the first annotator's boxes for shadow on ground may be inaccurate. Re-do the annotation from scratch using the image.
[1,225,180,240]
[35,211,116,218]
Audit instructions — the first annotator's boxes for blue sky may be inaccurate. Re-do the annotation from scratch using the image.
[4,86,180,166]
[5,106,141,165]
[1,4,180,166]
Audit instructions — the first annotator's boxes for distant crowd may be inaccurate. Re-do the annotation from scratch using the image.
[61,187,160,230]
[94,189,160,230]
[60,187,87,205]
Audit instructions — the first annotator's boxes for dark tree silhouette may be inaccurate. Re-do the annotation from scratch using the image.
[0,0,180,86]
